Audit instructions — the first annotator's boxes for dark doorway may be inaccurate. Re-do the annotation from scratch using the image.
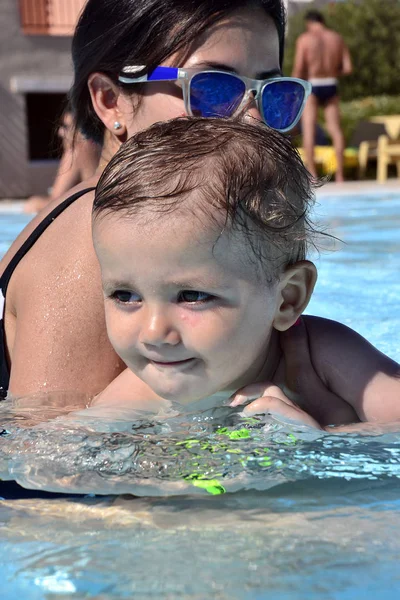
[26,93,67,160]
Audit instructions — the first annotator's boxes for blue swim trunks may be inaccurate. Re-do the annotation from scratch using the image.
[310,78,338,105]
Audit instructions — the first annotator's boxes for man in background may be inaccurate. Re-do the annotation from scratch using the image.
[292,10,352,182]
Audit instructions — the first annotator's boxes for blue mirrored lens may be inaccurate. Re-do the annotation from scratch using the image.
[262,81,305,131]
[190,72,246,118]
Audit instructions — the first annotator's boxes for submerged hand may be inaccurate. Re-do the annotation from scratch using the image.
[229,382,322,430]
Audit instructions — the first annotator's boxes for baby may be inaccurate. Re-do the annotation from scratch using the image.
[91,117,400,430]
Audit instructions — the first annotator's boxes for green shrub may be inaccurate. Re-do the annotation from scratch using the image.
[340,95,400,145]
[284,0,400,101]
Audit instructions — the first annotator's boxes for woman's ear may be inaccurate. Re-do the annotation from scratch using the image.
[88,73,127,139]
[272,261,317,331]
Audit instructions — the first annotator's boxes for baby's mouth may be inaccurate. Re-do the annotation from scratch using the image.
[148,358,196,369]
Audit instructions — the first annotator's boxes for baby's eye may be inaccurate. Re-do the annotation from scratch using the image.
[178,290,213,304]
[111,290,141,304]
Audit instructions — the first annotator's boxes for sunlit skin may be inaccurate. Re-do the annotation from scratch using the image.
[91,183,400,431]
[87,6,400,427]
[91,189,400,430]
[93,201,284,407]
[3,5,287,400]
[10,3,400,432]
[89,8,400,428]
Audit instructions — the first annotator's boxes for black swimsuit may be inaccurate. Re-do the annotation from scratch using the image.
[0,187,95,398]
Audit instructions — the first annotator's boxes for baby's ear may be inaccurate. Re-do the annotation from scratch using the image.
[272,261,317,331]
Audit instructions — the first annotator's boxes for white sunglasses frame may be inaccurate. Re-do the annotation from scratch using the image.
[119,66,312,133]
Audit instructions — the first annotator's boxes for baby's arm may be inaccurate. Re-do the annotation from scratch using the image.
[231,316,400,429]
[288,316,400,423]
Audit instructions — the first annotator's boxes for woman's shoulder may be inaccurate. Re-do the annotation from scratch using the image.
[0,180,97,280]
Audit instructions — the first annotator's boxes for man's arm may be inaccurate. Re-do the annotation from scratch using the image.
[292,35,308,80]
[340,41,352,76]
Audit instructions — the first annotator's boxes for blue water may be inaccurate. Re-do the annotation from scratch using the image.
[0,192,400,599]
[307,192,400,362]
[0,211,31,258]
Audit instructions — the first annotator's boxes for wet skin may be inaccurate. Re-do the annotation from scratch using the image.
[93,204,283,406]
[1,6,281,397]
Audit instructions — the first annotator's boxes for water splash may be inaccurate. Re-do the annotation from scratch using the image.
[1,396,400,496]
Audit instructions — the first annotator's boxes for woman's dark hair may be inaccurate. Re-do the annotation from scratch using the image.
[70,0,286,144]
[94,117,317,278]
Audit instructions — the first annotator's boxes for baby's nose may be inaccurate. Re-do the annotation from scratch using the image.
[139,309,180,347]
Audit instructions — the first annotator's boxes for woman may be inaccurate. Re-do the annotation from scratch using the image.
[0,0,310,400]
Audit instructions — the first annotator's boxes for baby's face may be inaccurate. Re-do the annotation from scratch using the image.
[93,207,283,405]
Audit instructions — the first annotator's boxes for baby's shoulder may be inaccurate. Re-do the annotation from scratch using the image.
[302,314,354,341]
[301,315,369,376]
[302,314,396,375]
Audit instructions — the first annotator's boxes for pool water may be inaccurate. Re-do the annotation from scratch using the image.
[1,192,400,599]
[307,192,400,362]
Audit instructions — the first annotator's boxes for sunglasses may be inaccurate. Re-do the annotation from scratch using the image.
[118,66,311,132]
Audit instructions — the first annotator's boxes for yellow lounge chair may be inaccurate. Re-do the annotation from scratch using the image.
[358,116,400,183]
[298,146,358,176]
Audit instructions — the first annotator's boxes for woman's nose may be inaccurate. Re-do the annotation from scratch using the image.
[139,307,180,347]
[243,91,263,123]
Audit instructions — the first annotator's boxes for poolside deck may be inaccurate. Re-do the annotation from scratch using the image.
[0,200,27,213]
[316,178,400,197]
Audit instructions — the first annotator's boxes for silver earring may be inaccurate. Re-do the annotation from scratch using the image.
[113,121,122,130]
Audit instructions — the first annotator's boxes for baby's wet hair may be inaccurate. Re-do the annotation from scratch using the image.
[93,117,319,280]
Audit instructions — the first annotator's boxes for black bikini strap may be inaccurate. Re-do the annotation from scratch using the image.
[0,187,95,293]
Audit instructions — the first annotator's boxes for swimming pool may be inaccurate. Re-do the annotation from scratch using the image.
[1,191,400,599]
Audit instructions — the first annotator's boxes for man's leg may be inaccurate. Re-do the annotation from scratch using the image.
[324,96,345,182]
[301,94,318,178]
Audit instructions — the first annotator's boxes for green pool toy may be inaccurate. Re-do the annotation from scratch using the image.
[185,473,226,495]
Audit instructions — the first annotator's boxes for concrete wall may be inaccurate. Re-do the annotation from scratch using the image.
[0,0,73,198]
